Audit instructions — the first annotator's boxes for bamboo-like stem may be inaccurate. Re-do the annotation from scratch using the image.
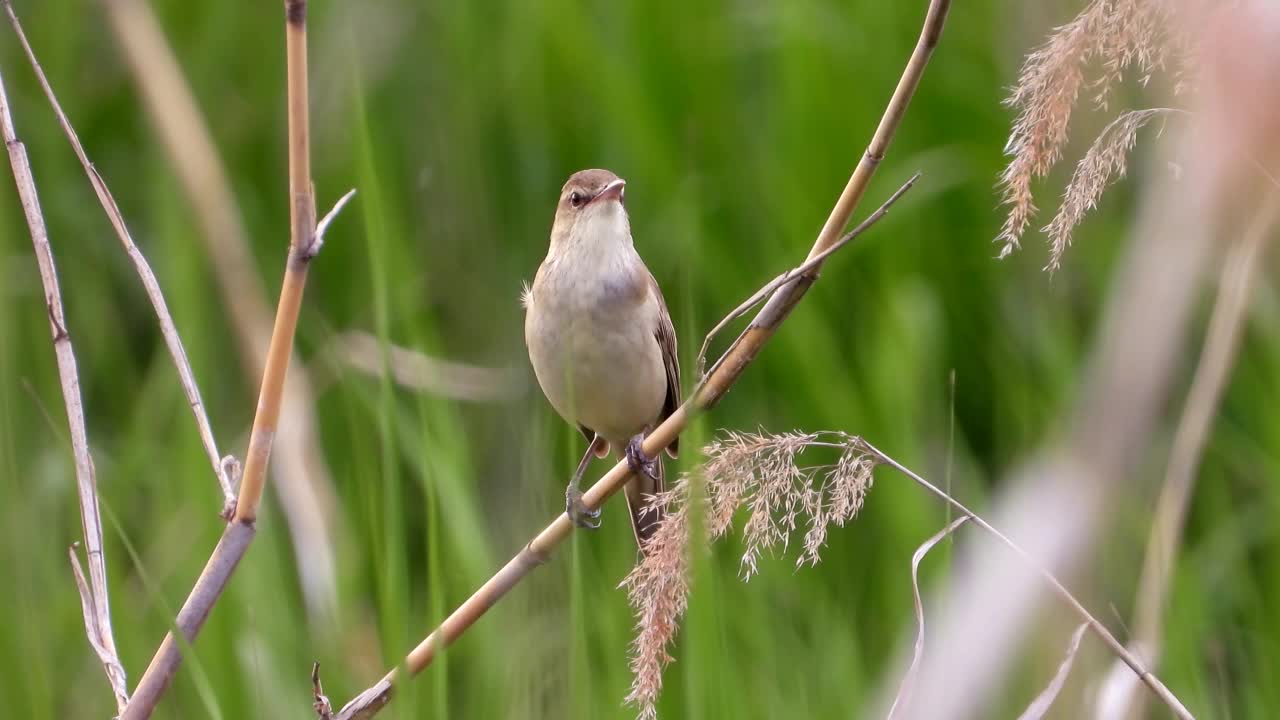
[807,0,948,263]
[0,65,130,712]
[694,0,950,392]
[328,3,951,717]
[3,0,234,509]
[233,0,317,524]
[101,0,342,620]
[121,2,334,717]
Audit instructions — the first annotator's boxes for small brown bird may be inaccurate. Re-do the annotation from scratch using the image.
[523,169,679,551]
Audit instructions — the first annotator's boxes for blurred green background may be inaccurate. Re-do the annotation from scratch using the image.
[1,0,1276,718]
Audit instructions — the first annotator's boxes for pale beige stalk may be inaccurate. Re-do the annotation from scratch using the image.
[101,0,342,620]
[0,58,130,715]
[123,2,355,717]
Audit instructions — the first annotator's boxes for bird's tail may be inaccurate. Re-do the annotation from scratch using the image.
[624,455,665,555]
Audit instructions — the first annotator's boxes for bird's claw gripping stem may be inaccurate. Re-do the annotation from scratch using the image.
[625,433,659,483]
[565,486,601,529]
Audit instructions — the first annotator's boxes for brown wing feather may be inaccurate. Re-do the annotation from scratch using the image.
[626,458,665,553]
[621,272,680,556]
[649,272,680,458]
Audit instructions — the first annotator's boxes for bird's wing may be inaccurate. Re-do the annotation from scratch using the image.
[649,271,680,458]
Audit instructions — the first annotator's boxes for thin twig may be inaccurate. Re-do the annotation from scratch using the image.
[312,662,333,720]
[327,2,951,717]
[101,0,342,620]
[886,516,968,720]
[695,172,920,377]
[3,0,235,509]
[121,1,348,716]
[859,438,1194,720]
[0,65,129,713]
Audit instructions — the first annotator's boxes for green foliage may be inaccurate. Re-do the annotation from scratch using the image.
[0,1,1274,718]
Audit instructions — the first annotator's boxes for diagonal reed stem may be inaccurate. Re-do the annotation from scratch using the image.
[327,2,953,717]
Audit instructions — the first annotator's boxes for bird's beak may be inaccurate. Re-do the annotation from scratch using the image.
[590,178,626,205]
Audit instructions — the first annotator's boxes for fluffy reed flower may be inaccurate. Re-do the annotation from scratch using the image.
[996,0,1187,265]
[620,431,876,719]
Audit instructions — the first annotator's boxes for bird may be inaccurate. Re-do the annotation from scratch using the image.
[523,168,680,552]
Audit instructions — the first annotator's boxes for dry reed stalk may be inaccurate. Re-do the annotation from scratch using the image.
[0,64,130,712]
[232,0,317,524]
[324,3,952,716]
[122,2,354,717]
[3,0,236,510]
[1095,194,1279,720]
[1016,623,1089,720]
[101,0,342,620]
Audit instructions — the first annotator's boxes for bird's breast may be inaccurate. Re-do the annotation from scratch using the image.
[526,257,666,445]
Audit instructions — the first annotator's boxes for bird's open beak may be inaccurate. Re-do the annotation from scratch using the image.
[590,178,626,205]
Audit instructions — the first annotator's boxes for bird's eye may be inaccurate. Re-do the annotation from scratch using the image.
[569,191,585,208]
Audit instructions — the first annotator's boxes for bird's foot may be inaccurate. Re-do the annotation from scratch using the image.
[565,486,601,529]
[625,433,659,482]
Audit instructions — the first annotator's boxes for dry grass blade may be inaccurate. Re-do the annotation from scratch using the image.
[3,0,235,508]
[1016,623,1089,720]
[0,64,129,713]
[69,544,130,710]
[886,517,968,720]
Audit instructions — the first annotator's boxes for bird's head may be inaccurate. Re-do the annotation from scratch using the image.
[549,168,630,252]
